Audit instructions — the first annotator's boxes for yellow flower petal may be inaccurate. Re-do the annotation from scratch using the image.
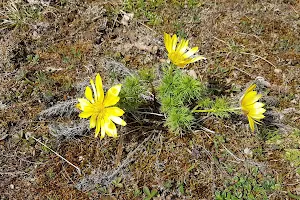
[105,107,125,117]
[175,39,185,53]
[245,84,256,94]
[247,116,255,131]
[104,119,118,138]
[110,116,126,126]
[77,98,92,110]
[95,117,101,137]
[183,47,198,58]
[100,119,105,139]
[85,86,94,103]
[171,34,178,51]
[103,84,122,107]
[163,33,205,68]
[76,103,82,110]
[179,40,189,54]
[242,91,262,106]
[90,79,97,101]
[79,111,93,118]
[164,32,172,53]
[90,114,97,129]
[95,73,104,103]
[190,55,206,63]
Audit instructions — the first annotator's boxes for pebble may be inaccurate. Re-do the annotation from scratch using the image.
[9,184,14,190]
[274,68,282,74]
[244,147,253,157]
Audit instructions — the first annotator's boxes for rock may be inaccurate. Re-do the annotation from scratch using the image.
[274,68,282,74]
[188,69,198,79]
[120,12,134,26]
[255,76,271,88]
[244,147,253,157]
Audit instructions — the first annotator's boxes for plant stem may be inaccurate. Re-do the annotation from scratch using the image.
[192,107,241,113]
[31,136,81,175]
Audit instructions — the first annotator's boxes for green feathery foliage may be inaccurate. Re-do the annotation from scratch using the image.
[210,97,232,118]
[158,66,204,132]
[119,75,146,111]
[165,106,194,133]
[196,97,235,118]
[119,68,156,111]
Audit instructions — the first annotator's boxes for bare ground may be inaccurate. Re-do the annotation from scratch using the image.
[1,0,300,199]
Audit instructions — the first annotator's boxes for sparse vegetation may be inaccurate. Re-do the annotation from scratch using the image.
[215,167,280,200]
[1,0,300,199]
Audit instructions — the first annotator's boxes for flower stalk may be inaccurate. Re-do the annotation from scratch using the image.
[193,107,241,113]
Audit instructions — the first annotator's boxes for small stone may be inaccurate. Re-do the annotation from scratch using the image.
[79,156,84,162]
[291,99,297,104]
[152,46,158,54]
[0,101,7,109]
[27,0,39,4]
[159,59,168,63]
[9,184,14,189]
[166,195,172,200]
[244,147,253,157]
[120,12,134,26]
[188,69,197,79]
[255,76,271,88]
[32,31,40,40]
[274,68,282,74]
[226,78,232,84]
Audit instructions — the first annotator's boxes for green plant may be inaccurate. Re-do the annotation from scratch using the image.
[267,129,300,174]
[285,149,300,168]
[133,188,142,197]
[165,106,194,132]
[195,97,233,118]
[215,168,280,200]
[119,72,150,111]
[144,11,162,26]
[173,22,187,38]
[123,0,164,26]
[0,1,42,30]
[26,54,40,65]
[158,66,205,132]
[143,186,158,200]
[112,177,123,188]
[178,182,185,195]
[46,168,55,179]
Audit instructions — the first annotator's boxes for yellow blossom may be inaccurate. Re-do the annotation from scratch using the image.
[76,73,126,139]
[240,84,266,131]
[164,32,206,68]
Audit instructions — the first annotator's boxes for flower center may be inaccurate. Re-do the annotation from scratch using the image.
[93,101,106,119]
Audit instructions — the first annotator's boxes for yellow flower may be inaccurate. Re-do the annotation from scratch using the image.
[240,84,266,131]
[164,32,206,68]
[76,73,126,139]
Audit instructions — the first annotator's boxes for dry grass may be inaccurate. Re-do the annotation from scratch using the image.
[1,0,300,199]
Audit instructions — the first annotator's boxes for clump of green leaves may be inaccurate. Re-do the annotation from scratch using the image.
[266,129,300,174]
[119,68,155,111]
[123,0,164,26]
[1,2,42,30]
[143,186,158,200]
[196,97,233,118]
[158,66,205,132]
[215,167,280,200]
[112,177,123,188]
[165,106,194,132]
[285,149,300,168]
